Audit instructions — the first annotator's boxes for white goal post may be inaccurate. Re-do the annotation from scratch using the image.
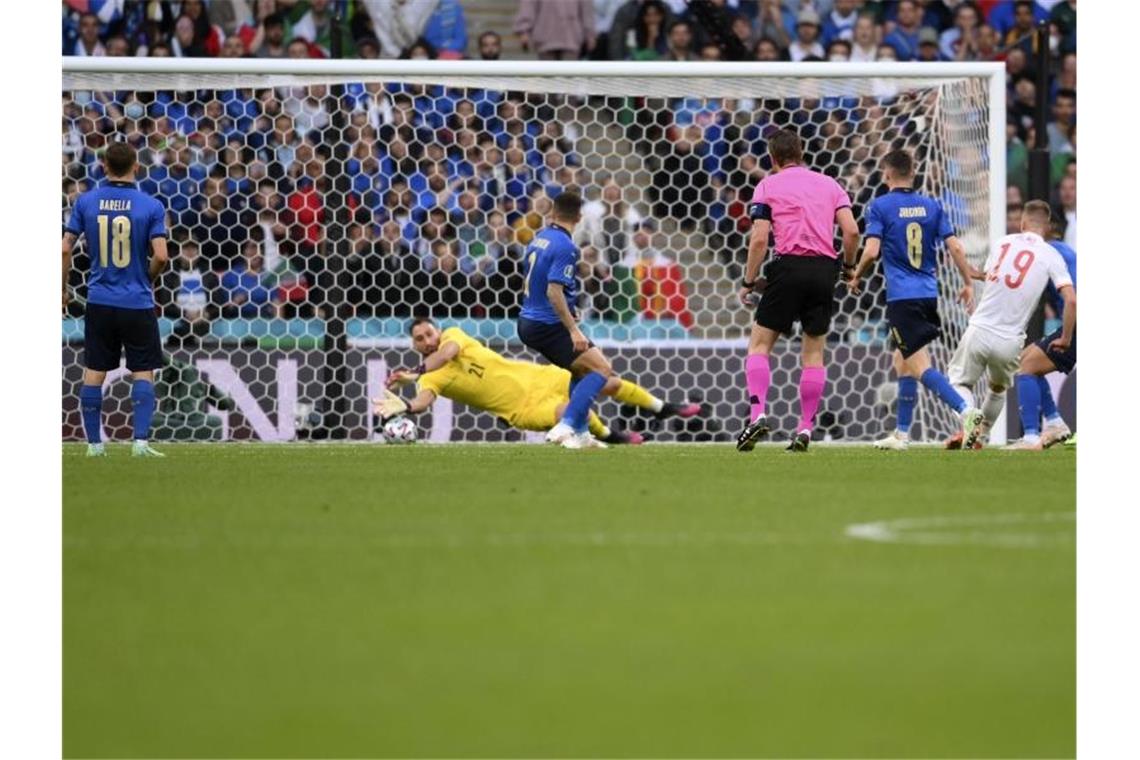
[62,58,1005,443]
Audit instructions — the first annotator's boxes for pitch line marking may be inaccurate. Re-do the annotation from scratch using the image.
[845,511,1075,548]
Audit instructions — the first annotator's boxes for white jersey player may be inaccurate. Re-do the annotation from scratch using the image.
[950,201,1076,447]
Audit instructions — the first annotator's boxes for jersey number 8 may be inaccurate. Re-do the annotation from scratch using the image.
[96,214,131,268]
[905,222,923,268]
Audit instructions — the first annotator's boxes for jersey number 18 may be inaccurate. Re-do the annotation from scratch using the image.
[96,214,131,268]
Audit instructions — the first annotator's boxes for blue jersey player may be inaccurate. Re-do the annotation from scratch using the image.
[63,142,170,457]
[1011,226,1078,450]
[516,191,700,448]
[846,149,986,450]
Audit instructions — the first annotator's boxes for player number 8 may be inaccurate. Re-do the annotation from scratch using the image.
[905,222,923,269]
[96,214,132,268]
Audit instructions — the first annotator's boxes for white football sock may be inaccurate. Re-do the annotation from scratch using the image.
[981,391,1006,423]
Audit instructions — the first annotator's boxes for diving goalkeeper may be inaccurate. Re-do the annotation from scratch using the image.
[374,318,702,443]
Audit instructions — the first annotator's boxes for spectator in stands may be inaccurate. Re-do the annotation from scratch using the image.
[788,9,824,62]
[73,13,106,57]
[418,239,468,317]
[580,176,644,264]
[220,238,278,318]
[1051,0,1077,54]
[848,13,878,61]
[360,0,436,58]
[105,35,130,56]
[1056,175,1076,247]
[287,36,314,58]
[159,238,218,340]
[973,23,1001,62]
[608,0,673,61]
[754,0,793,51]
[1004,1,1037,49]
[622,220,669,268]
[182,0,225,56]
[827,39,852,61]
[700,43,722,60]
[939,2,981,61]
[150,41,172,57]
[664,20,696,61]
[247,12,289,58]
[421,0,467,58]
[652,126,711,230]
[876,42,898,61]
[883,0,923,60]
[172,15,204,57]
[1006,201,1023,235]
[628,0,669,60]
[477,30,502,60]
[1048,89,1076,158]
[730,14,754,52]
[291,0,347,57]
[221,35,246,58]
[356,36,380,58]
[916,28,942,62]
[515,0,595,60]
[754,37,782,61]
[821,0,859,46]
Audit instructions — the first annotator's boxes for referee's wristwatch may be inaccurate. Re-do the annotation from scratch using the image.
[741,278,757,290]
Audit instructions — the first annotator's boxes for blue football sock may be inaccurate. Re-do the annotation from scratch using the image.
[920,368,967,413]
[896,377,918,435]
[131,380,157,441]
[561,372,607,433]
[1037,375,1061,422]
[79,384,103,444]
[1016,373,1042,437]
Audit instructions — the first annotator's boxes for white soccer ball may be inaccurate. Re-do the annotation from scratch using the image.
[382,416,417,444]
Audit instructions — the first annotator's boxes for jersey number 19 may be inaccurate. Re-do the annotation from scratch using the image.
[96,214,131,268]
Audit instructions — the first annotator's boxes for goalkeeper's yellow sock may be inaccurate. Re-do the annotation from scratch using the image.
[587,413,611,440]
[612,379,664,412]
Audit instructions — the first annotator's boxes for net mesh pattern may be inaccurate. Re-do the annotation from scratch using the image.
[61,70,993,443]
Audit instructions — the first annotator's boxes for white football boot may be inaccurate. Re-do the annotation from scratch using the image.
[1041,420,1072,449]
[561,432,608,449]
[545,421,576,445]
[873,431,910,450]
[960,407,986,450]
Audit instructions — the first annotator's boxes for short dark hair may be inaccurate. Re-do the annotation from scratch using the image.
[479,31,501,44]
[263,12,285,29]
[409,316,436,334]
[1056,88,1076,102]
[668,20,690,34]
[104,141,137,177]
[768,129,803,167]
[882,149,915,179]
[552,190,584,220]
[1023,199,1052,226]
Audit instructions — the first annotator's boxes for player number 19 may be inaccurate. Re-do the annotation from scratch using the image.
[905,222,923,268]
[96,214,131,268]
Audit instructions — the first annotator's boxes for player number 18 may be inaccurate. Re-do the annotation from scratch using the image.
[905,222,923,268]
[96,214,131,268]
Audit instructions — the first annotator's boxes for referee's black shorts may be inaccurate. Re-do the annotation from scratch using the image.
[84,302,163,372]
[753,255,838,337]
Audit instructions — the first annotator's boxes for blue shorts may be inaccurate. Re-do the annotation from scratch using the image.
[886,298,942,359]
[1036,327,1077,374]
[517,317,593,369]
[84,302,163,372]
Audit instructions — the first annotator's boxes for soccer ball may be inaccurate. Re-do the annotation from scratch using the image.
[382,416,417,444]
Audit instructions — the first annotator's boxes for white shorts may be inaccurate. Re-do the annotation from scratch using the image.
[948,325,1023,390]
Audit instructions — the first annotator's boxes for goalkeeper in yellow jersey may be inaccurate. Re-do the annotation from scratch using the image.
[375,318,704,443]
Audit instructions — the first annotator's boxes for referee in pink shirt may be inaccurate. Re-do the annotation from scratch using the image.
[736,129,861,453]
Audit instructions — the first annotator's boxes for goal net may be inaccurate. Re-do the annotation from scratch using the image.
[62,60,1004,443]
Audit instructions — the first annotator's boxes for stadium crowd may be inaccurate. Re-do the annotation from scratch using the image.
[62,0,1076,340]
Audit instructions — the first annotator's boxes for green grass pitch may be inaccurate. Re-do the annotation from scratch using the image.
[63,443,1075,758]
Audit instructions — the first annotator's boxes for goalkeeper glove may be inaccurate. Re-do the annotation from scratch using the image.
[373,389,409,422]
